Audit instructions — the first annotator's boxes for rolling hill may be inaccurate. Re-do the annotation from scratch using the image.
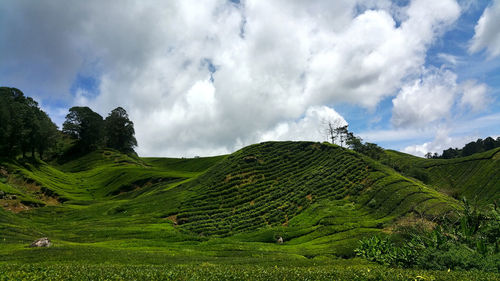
[381,147,500,203]
[0,141,468,261]
[1,141,499,279]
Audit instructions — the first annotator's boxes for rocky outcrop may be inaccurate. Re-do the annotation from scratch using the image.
[30,237,52,247]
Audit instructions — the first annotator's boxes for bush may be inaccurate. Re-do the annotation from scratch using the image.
[354,236,417,268]
[356,199,500,272]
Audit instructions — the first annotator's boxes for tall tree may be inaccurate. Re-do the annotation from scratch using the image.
[36,110,59,159]
[63,106,104,153]
[335,125,349,148]
[0,87,59,159]
[104,107,137,153]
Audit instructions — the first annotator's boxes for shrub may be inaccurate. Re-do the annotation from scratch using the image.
[356,199,500,272]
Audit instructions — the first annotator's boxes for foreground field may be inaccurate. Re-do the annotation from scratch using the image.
[1,261,499,281]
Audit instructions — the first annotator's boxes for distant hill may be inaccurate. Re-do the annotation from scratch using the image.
[382,147,500,204]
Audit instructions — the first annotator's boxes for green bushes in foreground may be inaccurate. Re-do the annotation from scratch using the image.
[356,199,500,272]
[0,263,498,281]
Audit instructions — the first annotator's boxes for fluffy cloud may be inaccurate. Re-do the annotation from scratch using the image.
[0,0,463,156]
[259,106,347,143]
[469,0,500,57]
[392,68,458,128]
[460,80,488,112]
[392,68,488,128]
[402,128,476,157]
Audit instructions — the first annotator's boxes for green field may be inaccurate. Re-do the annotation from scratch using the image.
[0,142,498,280]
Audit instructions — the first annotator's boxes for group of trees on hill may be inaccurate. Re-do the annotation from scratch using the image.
[0,87,59,158]
[63,106,137,154]
[324,120,384,159]
[0,87,137,160]
[427,137,500,159]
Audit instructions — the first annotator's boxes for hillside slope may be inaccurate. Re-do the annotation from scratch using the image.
[161,142,457,252]
[0,142,461,260]
[382,148,500,203]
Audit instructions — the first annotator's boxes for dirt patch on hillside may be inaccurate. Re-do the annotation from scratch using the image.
[384,213,437,234]
[165,215,178,225]
[1,199,32,213]
[1,175,62,210]
[306,194,313,202]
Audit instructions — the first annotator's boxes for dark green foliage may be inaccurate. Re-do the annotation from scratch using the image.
[62,106,137,155]
[104,107,137,154]
[407,167,430,183]
[34,110,60,159]
[355,236,418,267]
[436,137,500,159]
[0,87,60,159]
[63,106,105,154]
[0,263,497,281]
[356,199,500,272]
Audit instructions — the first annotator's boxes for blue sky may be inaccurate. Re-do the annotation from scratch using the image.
[1,0,500,157]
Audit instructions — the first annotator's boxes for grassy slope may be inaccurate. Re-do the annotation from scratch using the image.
[1,143,457,255]
[2,142,494,280]
[382,148,500,203]
[163,142,457,256]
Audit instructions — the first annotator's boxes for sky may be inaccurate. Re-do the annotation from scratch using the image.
[1,0,500,157]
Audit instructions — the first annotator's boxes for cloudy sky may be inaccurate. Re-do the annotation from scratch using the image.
[1,0,500,157]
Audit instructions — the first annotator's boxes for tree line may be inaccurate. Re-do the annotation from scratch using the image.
[323,120,384,160]
[0,87,59,158]
[63,106,137,155]
[427,137,500,159]
[0,87,137,160]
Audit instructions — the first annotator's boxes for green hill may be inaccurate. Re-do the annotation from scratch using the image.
[1,141,499,279]
[382,147,500,203]
[0,142,461,259]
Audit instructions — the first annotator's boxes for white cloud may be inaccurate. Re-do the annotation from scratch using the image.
[364,112,500,157]
[391,66,491,130]
[402,129,477,157]
[259,106,347,143]
[469,0,500,57]
[0,0,463,156]
[460,80,488,111]
[437,53,460,66]
[392,68,459,128]
[360,127,435,143]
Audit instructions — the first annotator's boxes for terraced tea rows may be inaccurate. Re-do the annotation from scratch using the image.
[382,148,500,203]
[171,142,458,237]
[0,141,463,264]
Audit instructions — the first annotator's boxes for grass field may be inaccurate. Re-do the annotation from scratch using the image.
[0,142,498,280]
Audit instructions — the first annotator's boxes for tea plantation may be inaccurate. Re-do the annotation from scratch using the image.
[0,141,498,280]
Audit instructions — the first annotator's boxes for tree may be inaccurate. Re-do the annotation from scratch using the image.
[441,148,459,159]
[323,119,343,144]
[462,141,483,157]
[483,137,496,151]
[0,87,60,159]
[63,106,104,153]
[321,119,384,159]
[335,125,349,148]
[322,119,349,147]
[20,97,41,158]
[35,111,59,159]
[104,107,137,153]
